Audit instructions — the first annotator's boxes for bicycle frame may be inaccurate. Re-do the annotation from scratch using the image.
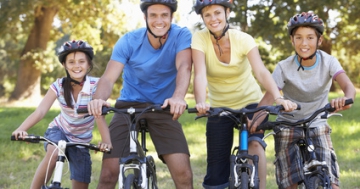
[188,105,286,189]
[258,98,353,189]
[78,105,164,189]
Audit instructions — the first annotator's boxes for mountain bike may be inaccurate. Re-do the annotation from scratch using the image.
[256,99,353,189]
[79,104,172,189]
[11,134,110,189]
[188,104,295,189]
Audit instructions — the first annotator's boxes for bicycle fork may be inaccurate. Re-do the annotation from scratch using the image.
[119,132,147,189]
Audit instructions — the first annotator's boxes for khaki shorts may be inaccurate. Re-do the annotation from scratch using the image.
[103,101,190,163]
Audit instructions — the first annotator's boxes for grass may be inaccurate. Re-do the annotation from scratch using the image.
[1,93,360,189]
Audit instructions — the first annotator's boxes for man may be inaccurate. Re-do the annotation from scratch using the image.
[87,0,193,188]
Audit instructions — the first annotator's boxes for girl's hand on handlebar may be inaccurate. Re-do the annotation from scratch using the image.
[97,141,112,153]
[12,130,29,140]
[331,97,352,112]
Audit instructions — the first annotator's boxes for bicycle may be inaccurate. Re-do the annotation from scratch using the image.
[78,104,172,189]
[188,104,295,189]
[10,134,110,189]
[256,98,353,189]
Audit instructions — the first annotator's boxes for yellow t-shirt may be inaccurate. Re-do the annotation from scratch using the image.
[191,28,263,109]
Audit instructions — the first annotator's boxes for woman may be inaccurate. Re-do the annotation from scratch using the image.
[191,0,297,188]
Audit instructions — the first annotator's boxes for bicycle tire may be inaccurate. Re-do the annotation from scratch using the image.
[147,156,158,189]
[124,174,138,189]
[240,172,249,189]
[308,175,326,189]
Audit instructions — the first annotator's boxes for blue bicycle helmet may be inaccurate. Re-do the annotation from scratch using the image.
[58,40,94,64]
[194,0,233,15]
[140,0,178,13]
[287,12,324,35]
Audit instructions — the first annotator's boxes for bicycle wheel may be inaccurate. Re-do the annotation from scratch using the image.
[308,176,326,189]
[124,174,138,189]
[147,156,158,189]
[240,172,249,189]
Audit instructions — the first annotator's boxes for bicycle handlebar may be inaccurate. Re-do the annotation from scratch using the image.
[188,104,301,119]
[10,135,111,153]
[256,98,353,131]
[77,104,175,117]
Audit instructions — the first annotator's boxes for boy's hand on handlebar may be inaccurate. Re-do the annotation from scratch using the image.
[162,97,187,120]
[276,99,299,112]
[12,130,28,140]
[331,97,352,112]
[87,99,111,118]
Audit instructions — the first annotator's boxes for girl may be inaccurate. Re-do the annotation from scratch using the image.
[12,40,112,189]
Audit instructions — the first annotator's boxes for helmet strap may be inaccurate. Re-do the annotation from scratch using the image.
[145,19,170,49]
[65,70,86,86]
[295,38,320,71]
[209,23,229,56]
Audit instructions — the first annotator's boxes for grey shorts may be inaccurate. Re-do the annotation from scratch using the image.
[274,124,339,188]
[103,101,190,163]
[44,127,92,183]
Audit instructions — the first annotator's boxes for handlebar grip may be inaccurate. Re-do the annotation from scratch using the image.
[11,135,41,143]
[296,104,301,110]
[187,108,198,113]
[77,108,88,114]
[345,98,354,106]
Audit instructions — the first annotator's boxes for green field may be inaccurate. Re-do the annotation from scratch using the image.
[1,93,359,189]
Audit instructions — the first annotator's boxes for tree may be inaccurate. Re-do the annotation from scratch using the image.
[0,0,141,102]
[229,0,360,89]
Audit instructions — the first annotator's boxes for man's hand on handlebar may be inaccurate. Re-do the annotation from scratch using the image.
[162,97,187,120]
[87,99,111,118]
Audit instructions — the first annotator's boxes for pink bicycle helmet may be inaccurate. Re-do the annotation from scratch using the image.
[58,40,94,64]
[287,12,324,35]
[194,0,233,15]
[140,0,178,13]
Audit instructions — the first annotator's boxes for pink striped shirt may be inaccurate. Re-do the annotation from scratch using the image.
[49,76,99,143]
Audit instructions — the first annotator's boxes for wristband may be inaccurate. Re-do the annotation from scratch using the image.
[274,96,284,101]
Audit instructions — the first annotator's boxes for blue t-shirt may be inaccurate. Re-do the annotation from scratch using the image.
[111,24,191,104]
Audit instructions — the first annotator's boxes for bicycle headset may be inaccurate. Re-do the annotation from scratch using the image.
[287,12,324,71]
[140,0,178,48]
[58,40,94,85]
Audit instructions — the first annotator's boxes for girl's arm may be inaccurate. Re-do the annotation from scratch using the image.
[12,89,57,139]
[192,49,210,114]
[95,117,112,151]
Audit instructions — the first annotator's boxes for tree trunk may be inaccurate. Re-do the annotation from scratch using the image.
[9,6,58,102]
[320,37,337,92]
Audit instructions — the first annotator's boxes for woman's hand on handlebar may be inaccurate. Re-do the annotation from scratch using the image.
[87,99,111,118]
[330,97,352,112]
[195,102,210,116]
[12,130,29,140]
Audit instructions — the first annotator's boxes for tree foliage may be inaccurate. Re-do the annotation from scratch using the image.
[0,0,142,102]
[230,0,360,83]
